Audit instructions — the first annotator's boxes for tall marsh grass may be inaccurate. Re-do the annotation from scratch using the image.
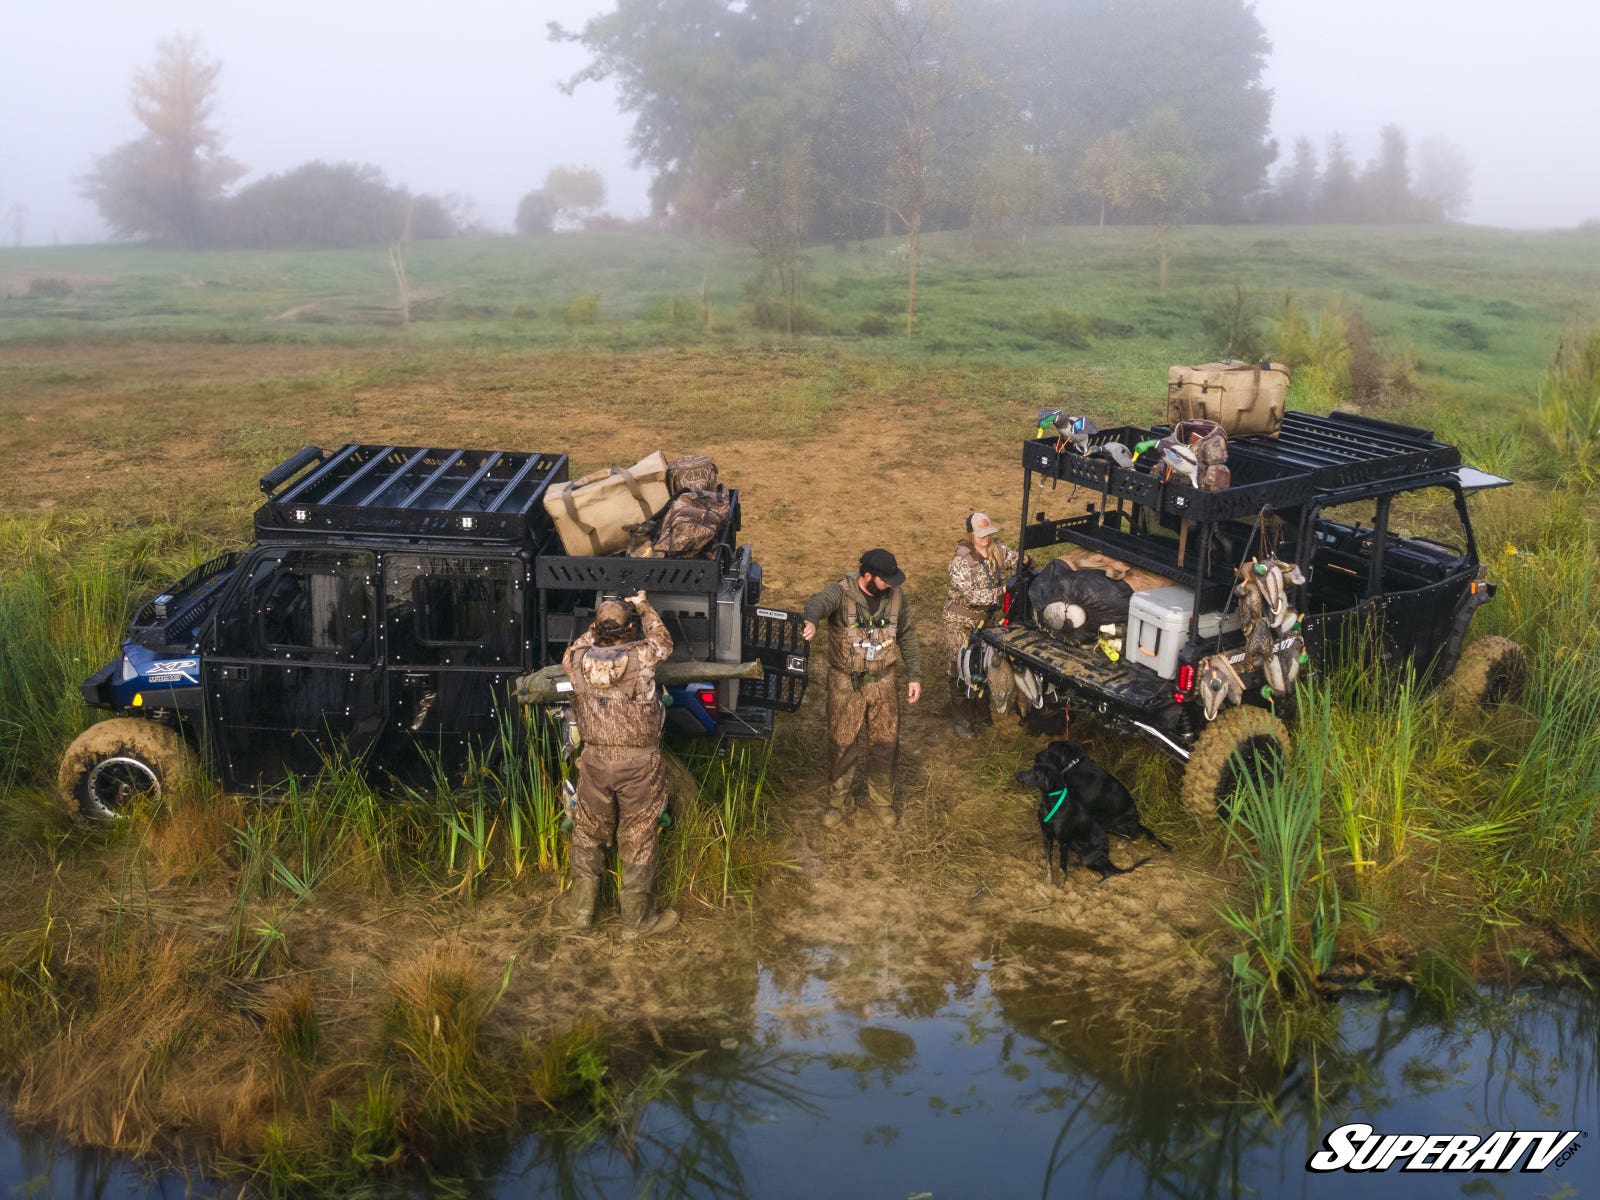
[0,519,205,798]
[1221,496,1600,1057]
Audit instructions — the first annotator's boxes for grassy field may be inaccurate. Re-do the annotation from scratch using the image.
[1,223,1599,1192]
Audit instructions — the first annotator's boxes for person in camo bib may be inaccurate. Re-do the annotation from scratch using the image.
[943,513,1020,738]
[558,592,679,940]
[801,549,923,830]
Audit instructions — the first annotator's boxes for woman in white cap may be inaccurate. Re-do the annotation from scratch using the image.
[943,512,1019,738]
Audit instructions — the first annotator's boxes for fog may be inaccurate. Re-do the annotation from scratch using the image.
[0,0,1595,245]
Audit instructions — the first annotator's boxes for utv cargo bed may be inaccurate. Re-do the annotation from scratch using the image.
[981,626,1174,712]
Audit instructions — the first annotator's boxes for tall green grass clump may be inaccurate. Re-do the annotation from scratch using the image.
[0,519,206,797]
[1219,748,1340,1062]
[1221,493,1600,1055]
[659,742,783,908]
[1537,318,1600,484]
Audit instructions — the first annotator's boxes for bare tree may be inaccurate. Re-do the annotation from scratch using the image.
[1414,137,1473,221]
[82,36,245,246]
[856,0,972,338]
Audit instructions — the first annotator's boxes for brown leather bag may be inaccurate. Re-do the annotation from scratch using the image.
[652,488,731,557]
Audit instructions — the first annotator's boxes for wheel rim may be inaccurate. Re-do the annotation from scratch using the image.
[1218,733,1285,801]
[1484,658,1527,706]
[84,755,160,820]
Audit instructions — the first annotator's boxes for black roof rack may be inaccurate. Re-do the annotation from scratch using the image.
[255,445,569,542]
[1022,410,1461,523]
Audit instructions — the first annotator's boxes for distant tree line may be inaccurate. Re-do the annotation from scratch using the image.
[1258,126,1473,224]
[83,37,460,249]
[555,0,1275,237]
[554,0,1278,323]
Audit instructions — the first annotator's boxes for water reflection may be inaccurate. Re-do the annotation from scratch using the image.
[1,979,1594,1199]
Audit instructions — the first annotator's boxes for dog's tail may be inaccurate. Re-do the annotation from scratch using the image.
[1094,855,1153,882]
[1139,824,1173,852]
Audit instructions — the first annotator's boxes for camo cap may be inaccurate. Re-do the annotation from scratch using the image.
[592,599,640,644]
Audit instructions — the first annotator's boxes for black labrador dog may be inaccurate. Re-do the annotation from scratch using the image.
[1015,741,1170,884]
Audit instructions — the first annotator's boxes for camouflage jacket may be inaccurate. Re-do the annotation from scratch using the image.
[562,602,674,748]
[802,577,923,682]
[943,539,1018,623]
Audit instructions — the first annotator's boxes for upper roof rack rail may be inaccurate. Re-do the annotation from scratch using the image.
[1022,410,1462,523]
[255,444,569,543]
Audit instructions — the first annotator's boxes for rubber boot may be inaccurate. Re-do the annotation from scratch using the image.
[618,867,679,942]
[865,776,898,829]
[556,871,600,930]
[822,781,852,828]
[950,691,979,739]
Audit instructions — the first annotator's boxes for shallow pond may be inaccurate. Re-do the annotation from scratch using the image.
[4,962,1595,1199]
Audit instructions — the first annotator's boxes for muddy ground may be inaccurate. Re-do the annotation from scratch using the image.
[0,341,1248,1156]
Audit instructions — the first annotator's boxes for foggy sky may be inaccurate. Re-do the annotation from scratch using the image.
[1,0,1596,246]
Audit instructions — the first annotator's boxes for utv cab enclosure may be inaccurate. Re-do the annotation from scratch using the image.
[981,410,1524,814]
[62,444,808,821]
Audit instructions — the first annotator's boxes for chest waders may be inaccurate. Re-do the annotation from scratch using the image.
[831,576,903,688]
[826,578,904,828]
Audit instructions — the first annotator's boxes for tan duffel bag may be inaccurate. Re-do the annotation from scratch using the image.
[1166,360,1289,438]
[543,451,671,556]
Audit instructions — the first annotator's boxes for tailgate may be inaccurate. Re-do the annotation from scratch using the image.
[738,607,811,712]
[980,626,1173,711]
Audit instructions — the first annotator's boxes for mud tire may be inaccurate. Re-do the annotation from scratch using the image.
[1181,705,1290,818]
[57,718,196,824]
[1446,635,1528,711]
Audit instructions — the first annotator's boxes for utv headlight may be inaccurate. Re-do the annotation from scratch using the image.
[119,655,139,683]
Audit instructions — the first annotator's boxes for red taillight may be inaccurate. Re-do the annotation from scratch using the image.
[696,687,719,714]
[1173,662,1195,705]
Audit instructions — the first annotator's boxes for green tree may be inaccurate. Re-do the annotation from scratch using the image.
[1130,110,1208,290]
[848,0,978,336]
[82,35,245,246]
[996,0,1273,220]
[1273,137,1319,222]
[967,138,1063,249]
[1358,124,1412,221]
[541,165,607,227]
[214,162,454,249]
[1075,130,1137,229]
[1320,133,1359,222]
[515,189,558,236]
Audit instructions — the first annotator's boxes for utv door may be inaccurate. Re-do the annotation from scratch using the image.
[379,552,528,781]
[1369,486,1477,678]
[1298,500,1384,665]
[203,547,382,792]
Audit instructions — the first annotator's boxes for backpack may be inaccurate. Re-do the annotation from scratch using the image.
[666,455,719,497]
[652,488,731,557]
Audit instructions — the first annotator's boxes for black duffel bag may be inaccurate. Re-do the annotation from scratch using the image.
[1027,560,1133,643]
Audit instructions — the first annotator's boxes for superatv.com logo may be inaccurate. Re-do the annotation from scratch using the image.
[1307,1123,1584,1173]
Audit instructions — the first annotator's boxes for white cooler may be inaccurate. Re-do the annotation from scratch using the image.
[1127,586,1241,679]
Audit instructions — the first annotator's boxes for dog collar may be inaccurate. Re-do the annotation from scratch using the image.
[1043,786,1070,821]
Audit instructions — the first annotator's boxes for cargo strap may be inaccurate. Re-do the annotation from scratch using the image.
[558,466,655,556]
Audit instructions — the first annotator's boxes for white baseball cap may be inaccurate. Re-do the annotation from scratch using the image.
[969,512,999,538]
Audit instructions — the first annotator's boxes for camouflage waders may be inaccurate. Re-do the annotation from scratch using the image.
[568,746,677,937]
[943,539,1016,737]
[559,601,679,938]
[827,665,900,817]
